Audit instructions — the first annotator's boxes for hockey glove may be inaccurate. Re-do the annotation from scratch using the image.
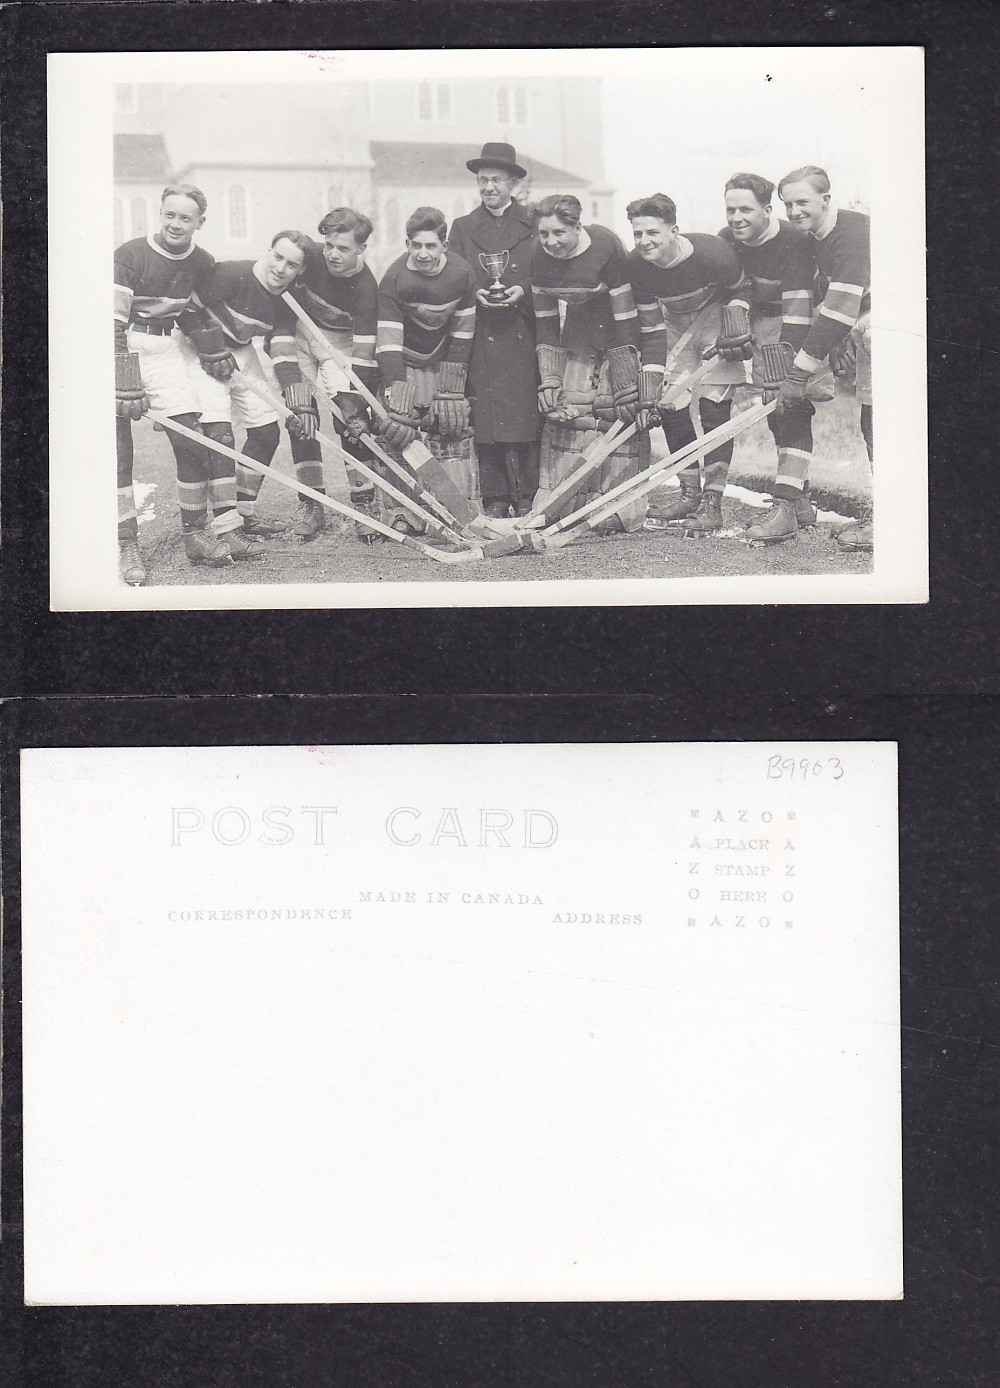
[829,334,857,378]
[606,344,641,424]
[334,391,372,444]
[775,358,810,416]
[536,344,569,415]
[377,380,421,451]
[429,361,471,440]
[636,368,664,431]
[283,381,319,441]
[115,351,148,420]
[189,325,237,381]
[759,341,795,406]
[715,302,754,361]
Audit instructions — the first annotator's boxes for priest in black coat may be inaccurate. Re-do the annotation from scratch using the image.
[448,142,541,517]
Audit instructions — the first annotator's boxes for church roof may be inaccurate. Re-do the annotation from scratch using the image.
[114,133,170,182]
[370,142,588,187]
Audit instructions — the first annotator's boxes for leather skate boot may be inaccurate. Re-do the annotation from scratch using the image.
[836,519,873,552]
[350,492,381,543]
[292,498,327,541]
[682,489,724,534]
[183,526,232,567]
[242,513,289,538]
[746,497,798,544]
[483,497,511,519]
[118,538,146,586]
[226,528,267,560]
[643,475,701,530]
[794,491,817,527]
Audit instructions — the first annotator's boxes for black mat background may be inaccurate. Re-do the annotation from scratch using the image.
[2,1,998,1385]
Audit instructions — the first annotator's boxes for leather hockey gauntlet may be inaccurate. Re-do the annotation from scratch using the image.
[536,344,568,414]
[759,341,794,405]
[715,302,754,361]
[282,381,319,440]
[189,324,238,381]
[115,351,148,420]
[429,360,471,439]
[829,334,857,377]
[606,344,641,424]
[378,380,421,451]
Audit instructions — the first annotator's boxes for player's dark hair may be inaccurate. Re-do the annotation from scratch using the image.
[625,193,677,225]
[535,194,582,226]
[270,229,312,261]
[161,183,207,217]
[725,173,774,209]
[405,206,447,240]
[318,207,373,245]
[778,165,831,198]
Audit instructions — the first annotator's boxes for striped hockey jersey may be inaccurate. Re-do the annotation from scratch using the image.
[113,235,215,352]
[376,252,477,385]
[184,261,303,388]
[718,220,818,352]
[530,224,638,355]
[796,208,871,372]
[628,234,745,367]
[290,240,379,388]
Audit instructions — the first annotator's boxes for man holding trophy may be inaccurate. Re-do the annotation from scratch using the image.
[448,142,541,518]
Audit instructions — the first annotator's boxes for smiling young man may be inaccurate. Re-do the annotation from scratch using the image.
[374,206,477,532]
[717,172,833,543]
[114,183,233,582]
[778,165,872,550]
[626,193,749,534]
[179,229,317,548]
[447,142,540,518]
[284,208,381,540]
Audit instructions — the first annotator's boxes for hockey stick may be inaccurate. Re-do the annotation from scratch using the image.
[147,410,520,564]
[232,370,473,547]
[528,400,776,550]
[518,351,721,529]
[281,293,494,535]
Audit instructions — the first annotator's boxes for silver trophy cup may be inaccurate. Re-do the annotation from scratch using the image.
[478,249,511,305]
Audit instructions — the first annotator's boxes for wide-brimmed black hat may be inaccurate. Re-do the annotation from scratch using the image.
[466,141,527,179]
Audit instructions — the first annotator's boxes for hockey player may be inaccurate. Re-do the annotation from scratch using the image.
[374,206,477,533]
[777,166,872,551]
[718,172,833,543]
[285,207,381,541]
[448,142,541,518]
[179,230,318,549]
[114,183,236,583]
[626,193,749,535]
[529,194,645,531]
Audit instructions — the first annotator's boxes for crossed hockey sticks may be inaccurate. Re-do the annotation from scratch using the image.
[518,351,722,530]
[281,293,498,538]
[231,370,474,549]
[522,399,777,553]
[146,410,520,565]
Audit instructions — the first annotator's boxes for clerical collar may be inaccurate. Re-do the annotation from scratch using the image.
[485,199,512,219]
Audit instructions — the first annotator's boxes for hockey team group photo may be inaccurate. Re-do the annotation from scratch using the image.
[110,64,876,592]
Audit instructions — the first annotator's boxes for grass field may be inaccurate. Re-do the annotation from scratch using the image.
[127,384,872,588]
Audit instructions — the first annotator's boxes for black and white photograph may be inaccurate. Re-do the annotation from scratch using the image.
[49,47,926,608]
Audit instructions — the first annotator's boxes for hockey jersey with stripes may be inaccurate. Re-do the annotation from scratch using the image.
[628,233,745,368]
[796,207,871,371]
[113,235,215,351]
[185,261,303,388]
[530,224,639,356]
[290,241,379,372]
[717,220,818,352]
[376,253,477,385]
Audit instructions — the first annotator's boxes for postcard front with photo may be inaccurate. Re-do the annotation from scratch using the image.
[48,46,927,609]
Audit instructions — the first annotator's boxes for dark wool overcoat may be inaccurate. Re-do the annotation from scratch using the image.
[448,201,541,444]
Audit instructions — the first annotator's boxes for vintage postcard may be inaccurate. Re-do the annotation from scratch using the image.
[21,741,901,1304]
[47,46,925,609]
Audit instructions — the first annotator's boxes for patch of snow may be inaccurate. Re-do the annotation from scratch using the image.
[135,481,158,525]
